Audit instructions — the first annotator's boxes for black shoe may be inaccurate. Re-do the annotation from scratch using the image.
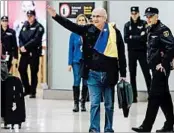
[132,126,150,132]
[29,94,36,98]
[3,122,10,129]
[81,103,86,112]
[156,126,174,132]
[3,126,10,129]
[73,103,79,112]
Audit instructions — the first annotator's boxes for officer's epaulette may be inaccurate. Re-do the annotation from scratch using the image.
[160,23,168,31]
[160,24,165,28]
[125,21,130,27]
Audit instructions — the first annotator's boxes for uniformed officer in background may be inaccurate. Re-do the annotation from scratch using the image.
[132,7,174,132]
[124,6,151,102]
[1,16,18,71]
[124,7,151,103]
[18,10,44,98]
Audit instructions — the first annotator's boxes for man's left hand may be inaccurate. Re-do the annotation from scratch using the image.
[156,63,165,72]
[20,46,27,52]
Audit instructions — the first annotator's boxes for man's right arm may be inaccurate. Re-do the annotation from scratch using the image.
[52,14,88,36]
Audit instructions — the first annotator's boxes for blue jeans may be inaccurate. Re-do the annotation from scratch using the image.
[87,70,115,132]
[72,63,87,86]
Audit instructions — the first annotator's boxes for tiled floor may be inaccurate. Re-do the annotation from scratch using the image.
[0,90,169,132]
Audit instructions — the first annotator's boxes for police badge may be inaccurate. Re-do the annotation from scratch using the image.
[22,27,26,31]
[39,27,43,31]
[163,31,169,37]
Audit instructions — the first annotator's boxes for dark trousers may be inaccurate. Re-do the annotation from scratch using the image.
[18,53,40,95]
[128,51,151,99]
[7,54,13,71]
[142,67,174,131]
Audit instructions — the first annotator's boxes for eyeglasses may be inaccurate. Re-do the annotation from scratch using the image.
[91,15,103,18]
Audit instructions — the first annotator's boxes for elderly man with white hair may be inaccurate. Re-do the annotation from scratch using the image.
[47,6,127,132]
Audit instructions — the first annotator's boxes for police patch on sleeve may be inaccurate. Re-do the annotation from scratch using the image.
[163,31,169,37]
[39,27,43,31]
[22,27,26,31]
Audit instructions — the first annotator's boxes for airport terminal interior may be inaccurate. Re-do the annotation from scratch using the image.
[1,1,174,132]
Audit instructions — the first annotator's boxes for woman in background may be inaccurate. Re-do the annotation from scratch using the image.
[68,14,88,112]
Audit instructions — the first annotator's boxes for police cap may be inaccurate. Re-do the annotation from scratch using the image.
[144,7,159,17]
[27,10,36,16]
[1,16,8,21]
[131,6,139,13]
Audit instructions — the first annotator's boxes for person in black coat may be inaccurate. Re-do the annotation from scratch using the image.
[1,16,18,71]
[47,5,127,132]
[18,10,44,98]
[124,7,151,102]
[132,7,174,132]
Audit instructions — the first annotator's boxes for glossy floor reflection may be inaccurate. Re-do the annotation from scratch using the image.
[1,94,167,132]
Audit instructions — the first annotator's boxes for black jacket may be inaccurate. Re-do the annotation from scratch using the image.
[19,20,44,55]
[1,26,18,59]
[52,14,127,85]
[147,20,174,69]
[124,17,147,51]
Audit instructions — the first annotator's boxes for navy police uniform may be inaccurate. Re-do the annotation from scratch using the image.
[124,7,151,102]
[18,10,44,97]
[132,7,174,132]
[1,16,18,70]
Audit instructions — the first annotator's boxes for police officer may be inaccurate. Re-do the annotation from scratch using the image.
[124,6,151,103]
[18,10,44,98]
[1,16,18,71]
[132,7,174,132]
